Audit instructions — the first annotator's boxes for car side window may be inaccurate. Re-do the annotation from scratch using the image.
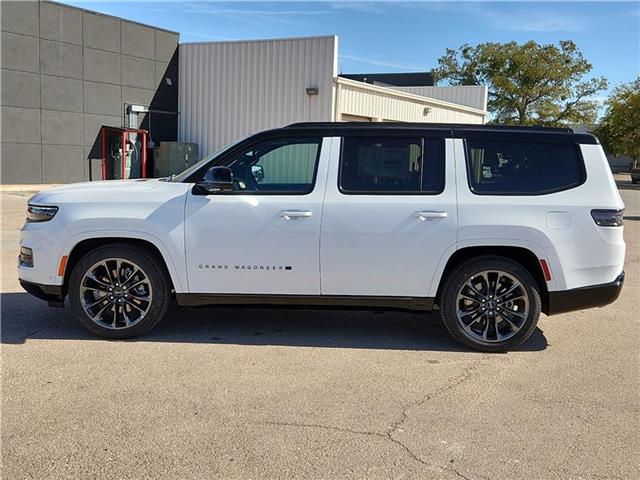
[339,136,445,194]
[222,137,322,194]
[465,140,585,195]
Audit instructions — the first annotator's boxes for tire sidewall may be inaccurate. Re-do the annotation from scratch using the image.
[68,245,170,339]
[440,256,542,352]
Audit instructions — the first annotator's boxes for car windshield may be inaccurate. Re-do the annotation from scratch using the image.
[170,135,250,183]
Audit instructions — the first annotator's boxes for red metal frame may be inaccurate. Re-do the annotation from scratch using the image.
[142,132,147,178]
[101,126,148,180]
[101,126,107,180]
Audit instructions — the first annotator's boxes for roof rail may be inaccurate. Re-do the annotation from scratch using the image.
[285,122,575,133]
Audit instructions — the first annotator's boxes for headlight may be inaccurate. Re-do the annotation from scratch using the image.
[26,205,59,223]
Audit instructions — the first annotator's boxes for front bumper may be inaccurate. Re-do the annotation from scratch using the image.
[19,280,65,307]
[546,272,625,315]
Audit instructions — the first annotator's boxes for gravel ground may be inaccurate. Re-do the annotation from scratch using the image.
[1,176,638,479]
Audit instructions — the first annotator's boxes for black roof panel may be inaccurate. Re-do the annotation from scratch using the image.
[282,122,598,144]
[339,72,435,87]
[286,121,572,132]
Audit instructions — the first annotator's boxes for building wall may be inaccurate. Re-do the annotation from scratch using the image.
[335,78,487,124]
[179,36,337,156]
[0,0,179,184]
[387,85,488,111]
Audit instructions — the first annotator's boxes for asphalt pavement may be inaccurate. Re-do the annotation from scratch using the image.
[1,177,638,479]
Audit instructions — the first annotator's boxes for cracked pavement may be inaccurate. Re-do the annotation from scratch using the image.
[2,177,639,479]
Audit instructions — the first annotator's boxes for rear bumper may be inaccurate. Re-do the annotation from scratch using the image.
[19,280,65,307]
[546,272,624,315]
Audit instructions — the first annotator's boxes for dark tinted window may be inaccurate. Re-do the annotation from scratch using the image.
[466,141,584,194]
[222,137,321,194]
[340,137,445,194]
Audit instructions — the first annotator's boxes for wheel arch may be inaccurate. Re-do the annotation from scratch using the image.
[434,245,550,313]
[62,237,179,297]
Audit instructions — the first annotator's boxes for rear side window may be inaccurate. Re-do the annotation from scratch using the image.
[339,137,445,194]
[465,140,585,195]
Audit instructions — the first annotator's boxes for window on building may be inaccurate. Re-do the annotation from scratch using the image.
[465,140,585,195]
[223,137,321,194]
[339,137,445,194]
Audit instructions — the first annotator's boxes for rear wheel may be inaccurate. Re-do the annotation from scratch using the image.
[439,256,541,352]
[68,244,171,339]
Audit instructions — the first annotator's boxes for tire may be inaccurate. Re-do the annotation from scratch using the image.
[439,255,541,352]
[632,178,638,184]
[68,244,171,339]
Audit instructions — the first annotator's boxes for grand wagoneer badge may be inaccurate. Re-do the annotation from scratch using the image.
[198,264,293,271]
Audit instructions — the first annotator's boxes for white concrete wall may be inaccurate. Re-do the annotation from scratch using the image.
[335,78,487,124]
[179,36,337,156]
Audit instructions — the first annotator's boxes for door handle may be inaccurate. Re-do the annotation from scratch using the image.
[415,210,448,221]
[279,210,313,220]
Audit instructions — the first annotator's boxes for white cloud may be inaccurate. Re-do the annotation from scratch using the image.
[340,53,424,71]
[485,11,587,32]
[181,31,237,41]
[393,2,589,33]
[328,1,389,15]
[137,7,173,13]
[586,94,609,103]
[182,5,337,26]
[184,8,335,16]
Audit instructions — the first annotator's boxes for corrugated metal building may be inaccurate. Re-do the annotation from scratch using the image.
[0,4,489,185]
[179,35,488,156]
[388,85,489,111]
[179,36,337,155]
[335,78,486,124]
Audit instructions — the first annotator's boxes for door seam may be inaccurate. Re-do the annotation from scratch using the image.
[318,137,336,295]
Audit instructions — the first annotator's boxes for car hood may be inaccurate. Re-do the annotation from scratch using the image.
[28,179,191,205]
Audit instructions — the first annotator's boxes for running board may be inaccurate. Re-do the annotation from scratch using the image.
[176,293,435,311]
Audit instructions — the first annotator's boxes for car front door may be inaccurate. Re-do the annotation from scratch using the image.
[320,135,457,298]
[184,136,333,295]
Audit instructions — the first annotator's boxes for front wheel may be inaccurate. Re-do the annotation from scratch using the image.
[68,244,171,339]
[439,256,541,352]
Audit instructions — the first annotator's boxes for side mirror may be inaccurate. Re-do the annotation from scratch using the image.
[199,166,234,193]
[251,164,265,182]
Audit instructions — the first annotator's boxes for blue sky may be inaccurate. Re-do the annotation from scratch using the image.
[63,1,639,97]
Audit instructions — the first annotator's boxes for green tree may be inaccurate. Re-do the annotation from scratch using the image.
[436,40,608,126]
[593,79,640,161]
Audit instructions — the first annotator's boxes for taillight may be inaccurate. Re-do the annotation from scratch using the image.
[591,209,624,227]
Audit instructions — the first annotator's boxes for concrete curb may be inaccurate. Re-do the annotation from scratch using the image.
[0,185,61,193]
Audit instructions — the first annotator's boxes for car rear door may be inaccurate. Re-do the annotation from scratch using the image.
[320,133,457,298]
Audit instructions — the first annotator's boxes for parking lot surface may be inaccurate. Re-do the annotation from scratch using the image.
[1,177,639,480]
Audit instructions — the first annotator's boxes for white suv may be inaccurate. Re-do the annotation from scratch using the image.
[18,123,626,351]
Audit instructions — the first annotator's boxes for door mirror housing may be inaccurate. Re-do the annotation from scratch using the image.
[198,166,234,193]
[251,164,265,182]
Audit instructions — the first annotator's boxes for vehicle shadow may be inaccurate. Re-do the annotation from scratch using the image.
[0,292,548,352]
